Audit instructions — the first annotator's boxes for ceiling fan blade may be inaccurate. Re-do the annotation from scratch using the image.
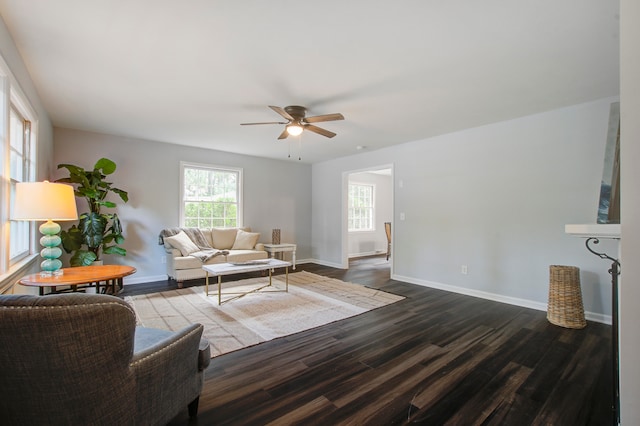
[240,121,288,126]
[305,124,337,138]
[277,128,289,140]
[304,113,344,123]
[269,105,294,121]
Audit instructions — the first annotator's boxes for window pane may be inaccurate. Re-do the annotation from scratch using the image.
[182,165,241,228]
[9,150,22,181]
[8,106,34,263]
[10,221,29,257]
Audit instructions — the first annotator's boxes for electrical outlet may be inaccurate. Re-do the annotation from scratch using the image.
[461,265,468,275]
[161,256,166,264]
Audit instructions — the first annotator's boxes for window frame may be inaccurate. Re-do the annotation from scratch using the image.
[348,182,375,232]
[0,54,38,278]
[179,161,243,229]
[8,105,33,264]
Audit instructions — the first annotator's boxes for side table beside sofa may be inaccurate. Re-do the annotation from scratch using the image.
[263,243,297,269]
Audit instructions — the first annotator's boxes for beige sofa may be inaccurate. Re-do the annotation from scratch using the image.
[160,227,268,286]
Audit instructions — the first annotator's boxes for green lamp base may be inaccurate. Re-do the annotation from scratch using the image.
[39,220,64,276]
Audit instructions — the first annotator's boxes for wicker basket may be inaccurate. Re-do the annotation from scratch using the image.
[547,265,586,329]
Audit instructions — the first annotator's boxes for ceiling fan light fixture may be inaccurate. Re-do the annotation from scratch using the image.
[286,124,304,136]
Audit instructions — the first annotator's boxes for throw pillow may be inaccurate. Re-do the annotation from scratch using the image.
[211,228,239,250]
[164,231,199,256]
[231,230,260,250]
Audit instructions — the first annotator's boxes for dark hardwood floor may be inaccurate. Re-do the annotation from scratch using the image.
[121,256,614,425]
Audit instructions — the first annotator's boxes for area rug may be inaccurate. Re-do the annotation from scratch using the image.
[125,271,404,357]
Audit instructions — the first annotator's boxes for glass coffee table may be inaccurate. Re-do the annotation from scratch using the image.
[202,259,291,305]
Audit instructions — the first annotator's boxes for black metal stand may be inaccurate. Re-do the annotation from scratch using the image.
[585,237,620,425]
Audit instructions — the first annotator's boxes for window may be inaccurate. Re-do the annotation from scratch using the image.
[348,183,374,231]
[0,53,38,276]
[8,107,33,262]
[181,162,242,228]
[0,56,39,280]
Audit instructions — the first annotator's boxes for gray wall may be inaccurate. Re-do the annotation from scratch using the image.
[347,171,392,257]
[313,97,619,321]
[53,128,312,283]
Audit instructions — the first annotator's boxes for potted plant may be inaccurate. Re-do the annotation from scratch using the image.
[56,158,129,266]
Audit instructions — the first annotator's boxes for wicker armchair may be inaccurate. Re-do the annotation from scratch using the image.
[0,293,210,426]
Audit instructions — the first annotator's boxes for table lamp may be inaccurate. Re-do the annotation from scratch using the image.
[12,181,78,276]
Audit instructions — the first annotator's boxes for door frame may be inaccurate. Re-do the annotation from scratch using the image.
[341,163,394,270]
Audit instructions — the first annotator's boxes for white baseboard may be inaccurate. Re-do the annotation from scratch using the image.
[348,250,385,259]
[307,258,346,269]
[125,274,168,285]
[392,273,612,325]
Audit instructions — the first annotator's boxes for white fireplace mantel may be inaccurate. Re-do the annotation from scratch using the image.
[565,223,621,239]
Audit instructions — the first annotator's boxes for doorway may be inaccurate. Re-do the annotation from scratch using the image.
[343,165,393,271]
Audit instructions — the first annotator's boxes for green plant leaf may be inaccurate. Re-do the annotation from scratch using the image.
[60,226,83,253]
[57,163,84,175]
[112,188,129,202]
[111,214,123,233]
[70,250,97,267]
[80,212,107,248]
[103,246,126,256]
[95,158,116,175]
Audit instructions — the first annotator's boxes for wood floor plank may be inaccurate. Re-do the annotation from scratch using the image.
[444,362,533,426]
[121,256,614,425]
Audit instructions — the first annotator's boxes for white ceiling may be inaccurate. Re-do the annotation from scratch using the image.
[0,1,620,163]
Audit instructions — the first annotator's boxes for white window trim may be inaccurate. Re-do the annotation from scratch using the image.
[179,161,244,228]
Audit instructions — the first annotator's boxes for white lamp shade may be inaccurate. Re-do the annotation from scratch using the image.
[13,181,78,221]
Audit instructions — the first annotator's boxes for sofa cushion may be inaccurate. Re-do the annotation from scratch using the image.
[172,249,268,270]
[211,228,239,249]
[164,231,199,256]
[200,229,214,248]
[173,253,227,270]
[226,250,269,263]
[231,230,260,250]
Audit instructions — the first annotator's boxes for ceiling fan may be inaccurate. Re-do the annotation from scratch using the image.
[241,105,344,139]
